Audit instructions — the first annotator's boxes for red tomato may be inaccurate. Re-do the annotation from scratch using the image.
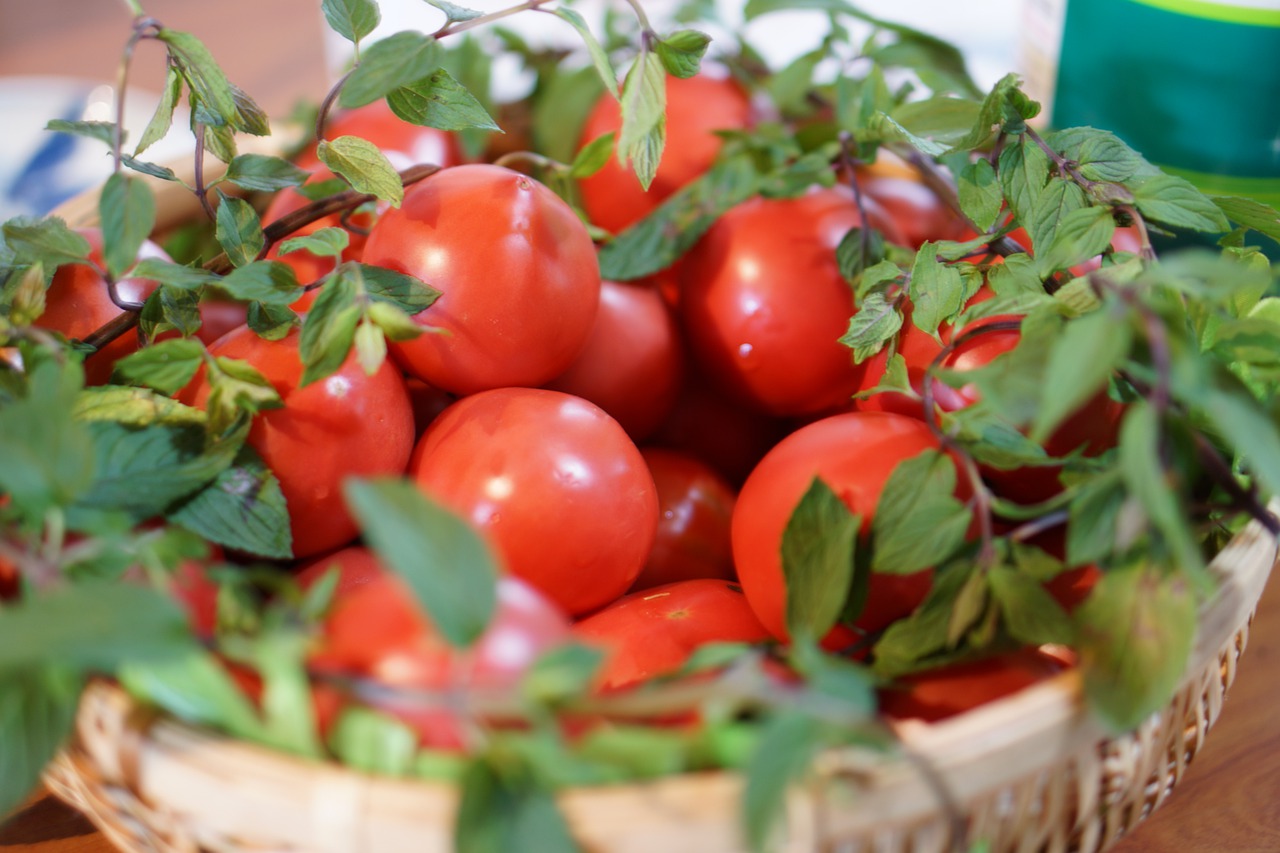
[573,579,771,691]
[733,411,948,644]
[0,552,17,600]
[680,187,892,417]
[403,375,456,439]
[936,328,1123,504]
[362,164,601,395]
[296,544,386,598]
[577,74,753,234]
[308,558,572,750]
[408,388,658,616]
[544,279,684,442]
[856,173,968,248]
[179,324,415,559]
[631,448,737,592]
[306,100,461,173]
[1024,526,1102,612]
[193,299,250,346]
[877,646,1074,722]
[39,229,165,385]
[168,547,227,637]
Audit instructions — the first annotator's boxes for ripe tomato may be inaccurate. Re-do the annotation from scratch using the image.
[307,556,572,750]
[408,388,658,616]
[577,74,753,234]
[544,279,684,442]
[168,547,227,637]
[39,229,166,385]
[362,164,601,395]
[296,544,385,597]
[403,375,456,439]
[733,411,948,644]
[0,552,17,600]
[856,173,968,248]
[1024,526,1102,612]
[573,579,771,691]
[179,324,415,559]
[679,187,899,417]
[877,646,1074,722]
[631,448,737,592]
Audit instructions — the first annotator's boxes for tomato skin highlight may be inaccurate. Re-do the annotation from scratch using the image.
[363,164,601,395]
[877,647,1074,722]
[180,325,415,559]
[632,448,737,592]
[732,411,947,644]
[409,388,658,617]
[680,188,890,417]
[545,279,684,443]
[573,579,771,691]
[577,74,753,235]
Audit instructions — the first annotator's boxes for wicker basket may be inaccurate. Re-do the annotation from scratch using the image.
[40,510,1276,853]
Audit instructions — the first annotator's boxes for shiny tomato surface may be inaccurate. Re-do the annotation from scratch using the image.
[877,646,1074,722]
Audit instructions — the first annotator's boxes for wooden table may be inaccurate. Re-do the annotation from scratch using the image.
[2,2,1279,851]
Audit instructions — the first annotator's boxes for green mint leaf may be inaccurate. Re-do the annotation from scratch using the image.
[229,83,270,137]
[130,258,219,291]
[553,8,620,97]
[957,158,1002,233]
[366,300,425,342]
[1066,471,1124,570]
[597,154,760,279]
[1131,175,1231,233]
[158,28,238,127]
[99,172,156,280]
[0,583,194,671]
[853,258,905,302]
[873,565,973,675]
[835,226,886,283]
[135,66,183,157]
[169,443,292,559]
[781,477,860,641]
[318,136,405,208]
[532,66,605,165]
[322,0,381,45]
[247,301,300,341]
[278,227,350,260]
[1049,127,1146,183]
[989,566,1075,645]
[120,649,265,742]
[1034,205,1116,276]
[0,667,83,820]
[424,0,483,23]
[340,30,440,109]
[3,216,92,279]
[298,270,360,387]
[890,97,982,147]
[223,154,311,192]
[74,385,205,427]
[742,713,820,853]
[345,478,500,648]
[568,132,615,179]
[1076,565,1195,731]
[219,260,303,305]
[240,631,323,758]
[908,242,967,338]
[199,121,237,164]
[1027,177,1087,252]
[839,290,903,363]
[121,154,182,183]
[456,761,580,853]
[789,640,877,716]
[44,119,116,148]
[1031,305,1129,444]
[112,338,205,394]
[997,138,1050,244]
[209,358,282,421]
[868,111,948,158]
[951,72,1020,151]
[0,359,95,512]
[386,68,500,133]
[355,262,442,313]
[1211,195,1280,242]
[328,706,418,776]
[743,0,851,20]
[214,192,265,268]
[871,449,972,575]
[617,51,667,191]
[353,318,388,375]
[1202,382,1280,504]
[654,29,711,79]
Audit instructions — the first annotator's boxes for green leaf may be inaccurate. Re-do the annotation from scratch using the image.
[340,31,441,109]
[345,478,500,648]
[839,290,902,362]
[0,359,95,512]
[654,29,711,79]
[1131,175,1230,233]
[1211,195,1280,242]
[871,450,972,575]
[1202,382,1280,503]
[159,28,238,127]
[957,158,1002,233]
[869,112,947,158]
[121,154,182,183]
[781,477,860,641]
[423,0,482,23]
[112,338,205,394]
[997,139,1050,241]
[742,713,820,853]
[951,73,1021,151]
[456,761,580,853]
[387,68,500,133]
[553,9,619,97]
[74,385,205,427]
[891,97,982,147]
[522,643,604,707]
[355,262,442,313]
[1031,306,1129,445]
[353,319,387,375]
[130,258,220,290]
[873,564,972,675]
[366,300,425,342]
[908,242,966,337]
[170,444,293,559]
[568,132,615,179]
[278,227,351,260]
[228,83,271,137]
[989,566,1075,645]
[1026,178,1087,256]
[322,0,380,45]
[0,584,193,671]
[223,154,311,192]
[318,136,405,208]
[199,121,237,164]
[1075,565,1195,731]
[246,301,300,341]
[99,172,156,280]
[0,667,83,819]
[219,260,303,305]
[1034,205,1115,276]
[298,273,361,387]
[1049,127,1147,182]
[135,65,183,156]
[532,66,605,166]
[835,226,886,283]
[2,216,92,272]
[617,51,667,191]
[235,631,322,758]
[215,193,265,268]
[1117,401,1204,574]
[45,119,116,148]
[328,706,418,776]
[120,649,265,742]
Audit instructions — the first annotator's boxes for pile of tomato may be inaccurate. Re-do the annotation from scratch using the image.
[29,72,1126,747]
